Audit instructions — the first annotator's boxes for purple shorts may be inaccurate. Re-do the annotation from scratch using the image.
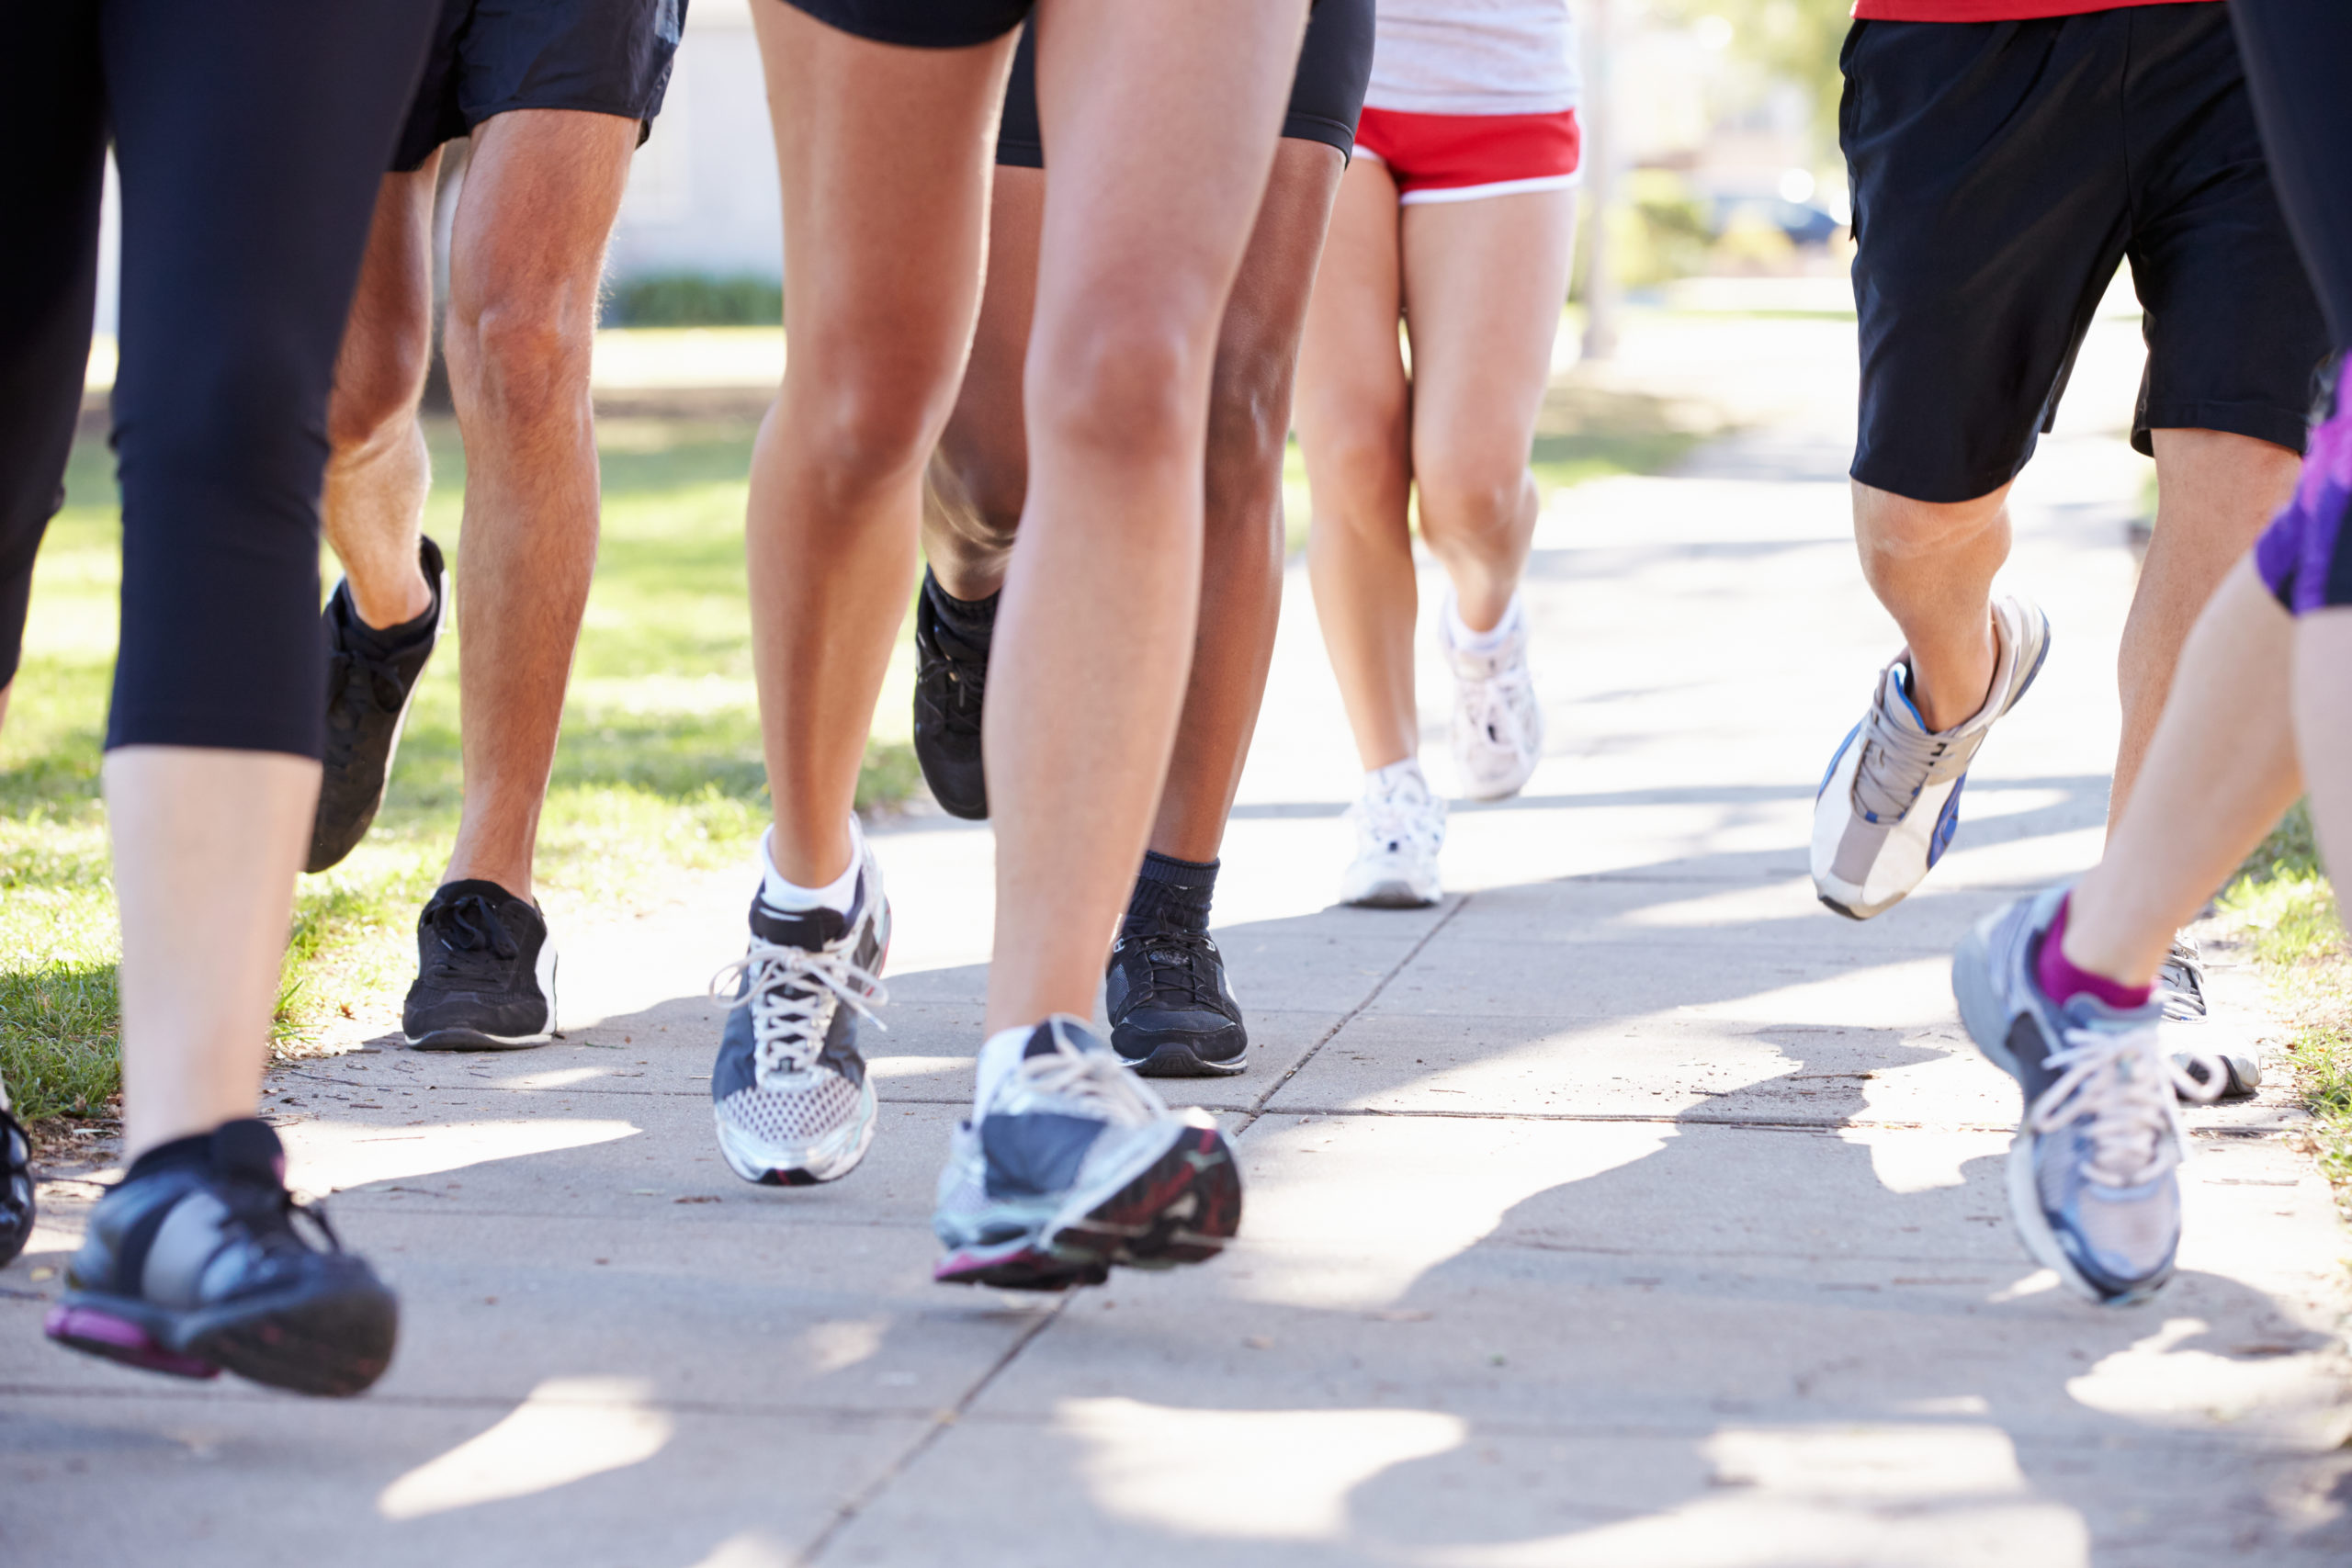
[2256,401,2352,615]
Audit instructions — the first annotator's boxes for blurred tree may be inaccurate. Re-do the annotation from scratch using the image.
[1644,0,1854,148]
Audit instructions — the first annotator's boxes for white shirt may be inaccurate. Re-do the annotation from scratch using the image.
[1363,0,1582,118]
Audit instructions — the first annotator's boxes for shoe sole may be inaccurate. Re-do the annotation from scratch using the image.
[47,1278,400,1396]
[1342,884,1439,910]
[406,1027,552,1051]
[1118,1040,1248,1078]
[1953,919,2166,1308]
[933,1117,1242,1291]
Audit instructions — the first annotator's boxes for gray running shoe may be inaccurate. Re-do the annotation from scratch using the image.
[708,839,889,1187]
[1953,886,2222,1305]
[932,1016,1240,1291]
[1813,593,2050,919]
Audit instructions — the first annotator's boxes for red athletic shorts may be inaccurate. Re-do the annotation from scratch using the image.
[1352,107,1583,205]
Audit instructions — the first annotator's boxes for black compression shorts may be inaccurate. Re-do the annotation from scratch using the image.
[1840,3,2329,504]
[394,0,686,171]
[996,0,1373,168]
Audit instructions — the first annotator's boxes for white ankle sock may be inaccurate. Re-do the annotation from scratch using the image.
[1444,590,1521,655]
[758,818,865,916]
[1366,758,1430,799]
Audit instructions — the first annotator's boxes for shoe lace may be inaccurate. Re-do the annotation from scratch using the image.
[918,620,989,739]
[1350,787,1442,859]
[1850,681,1970,822]
[2155,941,2207,1022]
[1018,1042,1162,1127]
[708,938,888,1082]
[1118,924,1222,1010]
[2027,1025,2223,1187]
[324,639,411,737]
[420,893,520,983]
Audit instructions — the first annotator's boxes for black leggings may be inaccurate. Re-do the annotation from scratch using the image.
[2234,0,2352,353]
[0,0,433,757]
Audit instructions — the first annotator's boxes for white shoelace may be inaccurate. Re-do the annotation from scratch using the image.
[1351,788,1442,859]
[1014,1043,1164,1129]
[2027,1026,2222,1187]
[1457,662,1535,758]
[708,939,888,1084]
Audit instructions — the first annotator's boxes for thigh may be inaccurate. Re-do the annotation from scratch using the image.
[452,109,638,311]
[755,2,1012,413]
[1843,17,2132,503]
[1295,156,1408,468]
[1398,185,1576,480]
[2127,4,2330,459]
[1026,0,1309,378]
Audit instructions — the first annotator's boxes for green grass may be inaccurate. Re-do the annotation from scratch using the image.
[0,416,914,1125]
[2218,799,2352,1209]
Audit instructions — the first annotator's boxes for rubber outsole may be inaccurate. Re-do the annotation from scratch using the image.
[47,1279,399,1396]
[934,1120,1242,1292]
[1342,885,1439,910]
[406,1028,552,1052]
[1117,1039,1249,1078]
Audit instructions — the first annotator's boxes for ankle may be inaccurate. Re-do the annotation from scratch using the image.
[349,566,435,635]
[2039,893,2153,1010]
[1123,850,1217,936]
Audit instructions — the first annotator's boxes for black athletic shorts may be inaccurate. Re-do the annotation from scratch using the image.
[996,0,1372,167]
[393,0,686,171]
[780,0,1028,50]
[1840,3,2329,504]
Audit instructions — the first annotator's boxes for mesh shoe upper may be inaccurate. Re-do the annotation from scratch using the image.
[1105,923,1246,1074]
[911,570,992,821]
[709,846,889,1186]
[403,880,556,1046]
[309,536,444,874]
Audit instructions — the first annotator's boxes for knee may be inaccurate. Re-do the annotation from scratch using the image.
[1412,449,1528,552]
[928,432,1026,554]
[1851,480,2007,562]
[1207,351,1295,486]
[447,288,594,422]
[1028,302,1214,470]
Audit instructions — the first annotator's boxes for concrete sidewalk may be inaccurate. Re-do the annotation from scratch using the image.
[6,311,2349,1565]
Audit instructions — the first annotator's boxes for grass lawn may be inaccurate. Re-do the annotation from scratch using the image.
[2216,802,2351,1209]
[0,415,914,1125]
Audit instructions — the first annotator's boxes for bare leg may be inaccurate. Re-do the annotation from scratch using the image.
[2295,607,2352,887]
[1397,188,1577,635]
[2111,428,2302,822]
[983,0,1306,1030]
[322,165,440,631]
[1152,139,1345,861]
[436,109,637,897]
[2060,562,2301,986]
[751,5,1010,888]
[1298,156,1415,771]
[1849,480,2011,733]
[107,749,320,1158]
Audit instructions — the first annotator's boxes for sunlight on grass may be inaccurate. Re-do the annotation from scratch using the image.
[0,416,911,1123]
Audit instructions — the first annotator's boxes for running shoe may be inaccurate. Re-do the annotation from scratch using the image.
[1340,766,1446,908]
[708,840,890,1187]
[403,881,558,1050]
[44,1119,397,1395]
[1953,886,2222,1305]
[1813,593,2051,919]
[911,569,992,820]
[2155,937,2207,1021]
[1107,923,1247,1077]
[933,1016,1241,1290]
[1442,590,1544,802]
[309,536,445,874]
[1,1096,33,1269]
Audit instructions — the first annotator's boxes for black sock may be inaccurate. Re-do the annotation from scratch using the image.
[1124,851,1218,937]
[923,568,999,641]
[345,581,438,657]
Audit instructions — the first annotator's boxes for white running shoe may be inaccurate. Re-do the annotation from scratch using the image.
[1442,590,1543,802]
[1812,592,2051,919]
[1340,761,1446,908]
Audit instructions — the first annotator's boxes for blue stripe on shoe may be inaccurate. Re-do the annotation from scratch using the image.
[981,1111,1108,1199]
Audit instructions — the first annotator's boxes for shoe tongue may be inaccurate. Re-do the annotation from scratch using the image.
[750,896,852,950]
[209,1118,287,1185]
[1023,1016,1104,1060]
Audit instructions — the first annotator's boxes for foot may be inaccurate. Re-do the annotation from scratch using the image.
[1340,765,1446,908]
[1952,886,2219,1306]
[911,569,993,820]
[1442,591,1543,802]
[402,881,559,1050]
[1107,923,1247,1077]
[1813,592,2051,919]
[932,1016,1241,1290]
[2152,935,2259,1100]
[708,839,890,1186]
[1,1100,32,1269]
[308,537,445,874]
[44,1120,397,1394]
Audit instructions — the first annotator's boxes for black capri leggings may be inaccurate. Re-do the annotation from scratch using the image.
[0,0,433,757]
[2233,0,2352,354]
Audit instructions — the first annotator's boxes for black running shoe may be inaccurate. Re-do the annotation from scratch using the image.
[911,569,992,820]
[1106,923,1248,1077]
[403,880,557,1050]
[309,536,446,874]
[45,1119,397,1396]
[0,1100,33,1269]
